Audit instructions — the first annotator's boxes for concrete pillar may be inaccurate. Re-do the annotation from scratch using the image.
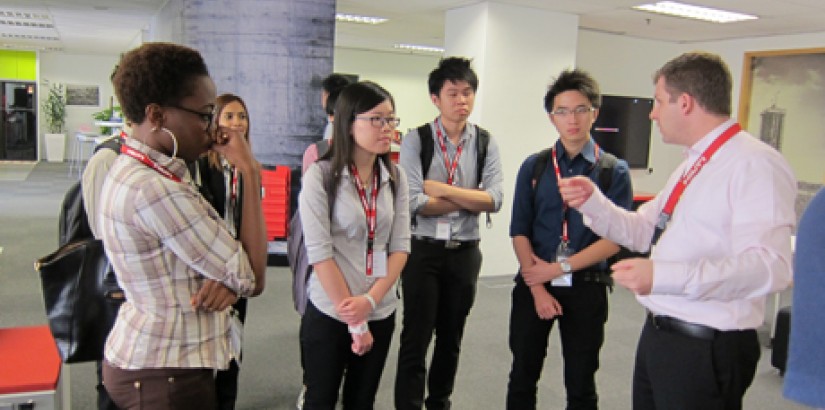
[150,0,335,167]
[444,2,579,276]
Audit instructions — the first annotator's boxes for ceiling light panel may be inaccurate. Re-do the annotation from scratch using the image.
[394,43,444,53]
[632,1,758,23]
[336,13,388,25]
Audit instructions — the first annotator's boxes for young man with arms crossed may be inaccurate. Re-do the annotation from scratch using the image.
[560,52,795,410]
[396,57,504,410]
[507,69,632,410]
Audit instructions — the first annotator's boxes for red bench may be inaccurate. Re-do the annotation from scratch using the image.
[0,325,66,409]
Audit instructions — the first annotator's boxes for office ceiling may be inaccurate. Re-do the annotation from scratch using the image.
[2,0,825,55]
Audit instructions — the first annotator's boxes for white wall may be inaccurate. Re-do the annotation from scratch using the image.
[576,30,684,194]
[38,52,120,160]
[333,47,441,133]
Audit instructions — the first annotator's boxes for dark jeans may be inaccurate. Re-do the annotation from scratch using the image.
[506,279,608,410]
[102,362,216,410]
[395,239,483,410]
[633,317,761,410]
[300,301,395,410]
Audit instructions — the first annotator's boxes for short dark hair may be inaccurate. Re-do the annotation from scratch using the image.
[112,43,209,125]
[654,52,732,116]
[544,69,601,113]
[322,74,353,116]
[428,57,478,96]
[324,81,396,186]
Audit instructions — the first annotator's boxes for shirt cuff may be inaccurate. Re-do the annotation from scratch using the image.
[579,189,607,227]
[650,260,688,296]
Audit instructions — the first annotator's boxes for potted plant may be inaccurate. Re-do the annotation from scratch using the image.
[42,83,67,162]
[92,105,122,135]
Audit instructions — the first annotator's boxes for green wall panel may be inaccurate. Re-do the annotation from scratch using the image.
[0,50,37,80]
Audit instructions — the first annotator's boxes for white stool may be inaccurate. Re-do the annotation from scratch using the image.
[68,133,99,179]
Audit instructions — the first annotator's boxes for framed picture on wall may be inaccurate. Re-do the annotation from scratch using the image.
[65,84,100,106]
[738,47,825,223]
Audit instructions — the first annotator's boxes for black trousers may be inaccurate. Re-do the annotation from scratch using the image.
[633,317,760,410]
[300,301,395,410]
[395,239,483,410]
[506,279,608,410]
[215,297,248,410]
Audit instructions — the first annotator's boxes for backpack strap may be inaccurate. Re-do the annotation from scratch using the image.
[596,150,617,194]
[530,147,554,205]
[94,136,122,155]
[417,124,434,179]
[530,146,616,201]
[315,139,331,160]
[475,126,492,228]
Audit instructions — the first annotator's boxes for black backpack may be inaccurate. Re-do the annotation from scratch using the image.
[288,160,397,315]
[414,123,492,228]
[59,138,122,246]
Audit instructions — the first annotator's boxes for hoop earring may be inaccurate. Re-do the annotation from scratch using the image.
[160,127,179,164]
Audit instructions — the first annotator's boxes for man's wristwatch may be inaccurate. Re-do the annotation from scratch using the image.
[559,261,573,275]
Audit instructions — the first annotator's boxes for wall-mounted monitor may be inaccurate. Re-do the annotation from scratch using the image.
[591,95,653,169]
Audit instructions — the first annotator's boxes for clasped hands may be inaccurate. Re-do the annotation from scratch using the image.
[337,295,375,356]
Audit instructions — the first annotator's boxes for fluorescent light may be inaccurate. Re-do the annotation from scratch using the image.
[335,13,387,25]
[632,1,757,23]
[0,19,53,28]
[394,43,444,53]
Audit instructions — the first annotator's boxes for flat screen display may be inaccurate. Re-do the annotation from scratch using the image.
[591,95,653,169]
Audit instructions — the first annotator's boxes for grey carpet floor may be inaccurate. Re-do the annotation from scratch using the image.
[0,161,802,409]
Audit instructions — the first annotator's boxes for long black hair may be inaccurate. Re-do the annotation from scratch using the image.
[321,81,397,191]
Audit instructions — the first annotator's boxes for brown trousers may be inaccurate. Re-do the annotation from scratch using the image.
[102,361,216,410]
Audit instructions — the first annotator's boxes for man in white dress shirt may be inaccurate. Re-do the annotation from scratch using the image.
[559,51,796,409]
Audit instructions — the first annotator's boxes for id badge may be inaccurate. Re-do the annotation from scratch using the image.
[551,273,573,287]
[435,218,451,240]
[372,250,388,278]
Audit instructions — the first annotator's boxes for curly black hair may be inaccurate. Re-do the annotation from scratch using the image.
[111,42,210,124]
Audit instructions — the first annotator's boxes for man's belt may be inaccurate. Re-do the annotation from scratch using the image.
[647,312,718,341]
[413,236,479,250]
[575,270,613,285]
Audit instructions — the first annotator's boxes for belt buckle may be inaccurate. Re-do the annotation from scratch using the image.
[444,240,460,249]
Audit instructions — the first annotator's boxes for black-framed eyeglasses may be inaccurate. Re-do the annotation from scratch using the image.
[355,116,401,129]
[169,104,215,132]
[549,106,596,117]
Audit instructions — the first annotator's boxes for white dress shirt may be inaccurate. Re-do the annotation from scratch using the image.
[579,119,796,330]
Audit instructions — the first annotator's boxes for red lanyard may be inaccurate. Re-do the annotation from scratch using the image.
[350,163,380,276]
[551,143,601,243]
[434,117,465,185]
[651,122,741,245]
[121,145,181,182]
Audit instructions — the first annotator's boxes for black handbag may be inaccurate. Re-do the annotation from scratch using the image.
[34,238,124,363]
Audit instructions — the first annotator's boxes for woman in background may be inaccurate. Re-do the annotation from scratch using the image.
[101,42,267,410]
[299,81,410,409]
[190,93,253,410]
